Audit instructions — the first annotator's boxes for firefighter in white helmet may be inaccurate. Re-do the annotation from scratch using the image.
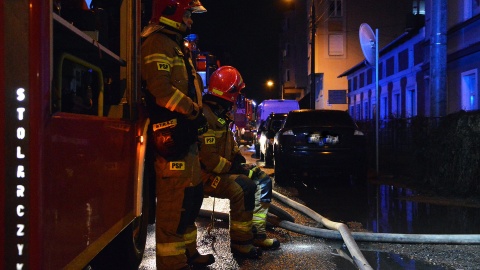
[140,1,213,269]
[199,66,280,259]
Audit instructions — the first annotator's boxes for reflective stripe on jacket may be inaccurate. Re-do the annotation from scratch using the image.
[141,31,199,116]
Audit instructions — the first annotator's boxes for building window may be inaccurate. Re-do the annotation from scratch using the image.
[382,96,388,119]
[406,89,417,117]
[461,70,478,111]
[367,69,373,85]
[359,72,365,88]
[464,0,480,19]
[364,100,370,120]
[412,0,425,15]
[286,69,291,82]
[413,41,423,66]
[398,49,409,71]
[393,93,401,118]
[329,0,343,17]
[356,102,361,120]
[386,57,395,77]
[328,34,344,56]
[329,90,347,104]
[353,76,358,91]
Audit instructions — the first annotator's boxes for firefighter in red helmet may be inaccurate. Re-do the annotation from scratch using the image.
[199,66,280,259]
[140,0,213,269]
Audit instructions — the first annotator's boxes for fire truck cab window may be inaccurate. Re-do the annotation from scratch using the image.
[58,57,102,116]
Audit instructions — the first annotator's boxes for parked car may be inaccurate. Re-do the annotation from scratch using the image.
[273,109,368,186]
[254,99,299,159]
[253,120,265,158]
[259,113,287,166]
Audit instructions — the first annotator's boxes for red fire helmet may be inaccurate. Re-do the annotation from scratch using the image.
[150,0,206,32]
[207,66,245,103]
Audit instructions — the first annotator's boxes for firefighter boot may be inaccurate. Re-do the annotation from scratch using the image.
[253,233,280,250]
[252,200,280,250]
[184,228,215,269]
[231,243,263,259]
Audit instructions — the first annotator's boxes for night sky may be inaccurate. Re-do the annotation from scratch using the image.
[191,0,284,103]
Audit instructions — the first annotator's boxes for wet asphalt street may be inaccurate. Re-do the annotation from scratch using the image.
[139,145,480,270]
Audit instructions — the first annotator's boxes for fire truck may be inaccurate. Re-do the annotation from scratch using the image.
[1,1,154,269]
[232,95,255,145]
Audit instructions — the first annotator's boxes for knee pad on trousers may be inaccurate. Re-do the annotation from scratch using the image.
[234,174,256,211]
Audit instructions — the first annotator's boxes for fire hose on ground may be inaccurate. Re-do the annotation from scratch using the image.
[199,190,480,270]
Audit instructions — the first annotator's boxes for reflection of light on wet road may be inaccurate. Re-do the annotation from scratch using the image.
[371,184,480,234]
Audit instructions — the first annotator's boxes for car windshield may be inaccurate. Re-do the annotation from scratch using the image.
[271,119,284,131]
[284,110,355,128]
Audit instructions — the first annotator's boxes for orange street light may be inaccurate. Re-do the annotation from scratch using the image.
[266,80,274,88]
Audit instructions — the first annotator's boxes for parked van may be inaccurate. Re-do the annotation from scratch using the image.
[253,99,299,157]
[255,99,300,128]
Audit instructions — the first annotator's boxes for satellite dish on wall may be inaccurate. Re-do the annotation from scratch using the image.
[359,23,376,66]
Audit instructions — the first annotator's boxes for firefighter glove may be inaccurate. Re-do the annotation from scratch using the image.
[230,163,257,179]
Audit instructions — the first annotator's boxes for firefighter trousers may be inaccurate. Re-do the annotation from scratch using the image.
[203,173,257,245]
[154,144,203,270]
[252,172,273,235]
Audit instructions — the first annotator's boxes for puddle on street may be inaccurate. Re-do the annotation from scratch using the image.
[291,178,480,235]
[288,178,480,269]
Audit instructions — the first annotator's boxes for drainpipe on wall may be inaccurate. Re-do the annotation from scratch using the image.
[429,0,448,117]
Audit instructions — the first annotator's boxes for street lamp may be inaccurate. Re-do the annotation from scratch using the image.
[266,80,274,88]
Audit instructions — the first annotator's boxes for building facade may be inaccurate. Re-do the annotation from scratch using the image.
[279,0,416,109]
[342,0,480,121]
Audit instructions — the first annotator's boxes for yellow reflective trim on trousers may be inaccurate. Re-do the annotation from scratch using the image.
[156,241,186,256]
[184,230,197,245]
[253,213,267,220]
[231,220,252,233]
[165,89,185,111]
[212,156,228,174]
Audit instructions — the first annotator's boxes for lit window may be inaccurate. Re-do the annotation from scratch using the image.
[412,0,425,15]
[461,70,478,111]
